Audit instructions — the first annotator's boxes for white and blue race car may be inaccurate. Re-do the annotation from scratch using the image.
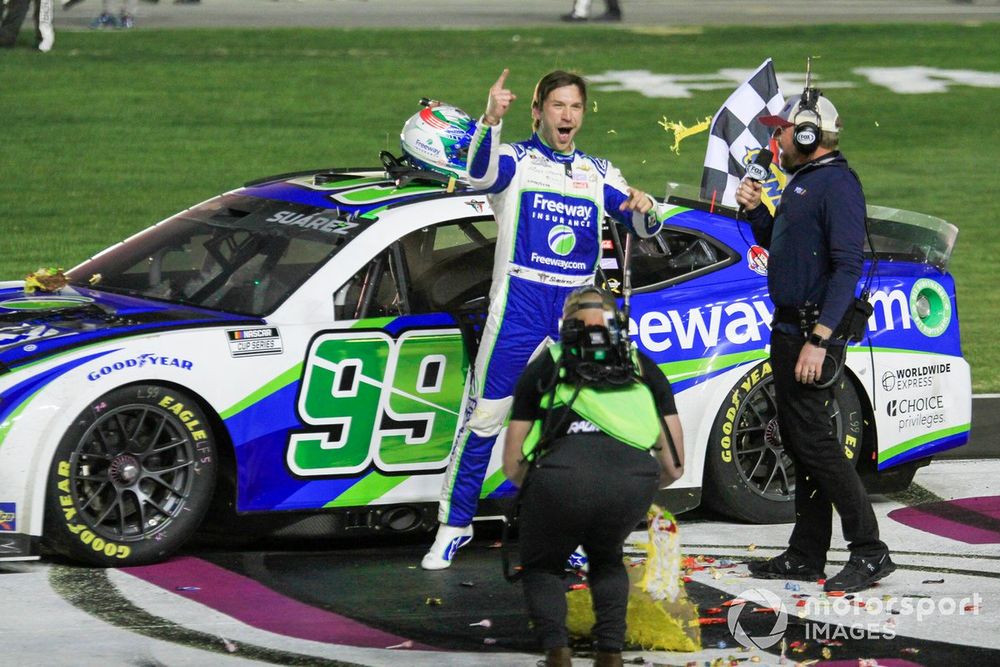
[0,167,971,565]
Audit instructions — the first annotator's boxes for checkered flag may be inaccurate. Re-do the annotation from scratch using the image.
[700,59,785,209]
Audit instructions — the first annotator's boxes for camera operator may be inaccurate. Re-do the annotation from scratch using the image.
[502,287,683,667]
[735,89,894,593]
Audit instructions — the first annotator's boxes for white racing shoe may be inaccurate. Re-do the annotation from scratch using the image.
[38,24,55,52]
[420,524,474,570]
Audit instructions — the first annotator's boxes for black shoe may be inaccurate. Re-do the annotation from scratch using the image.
[592,11,622,21]
[824,553,896,593]
[61,0,86,9]
[560,12,587,22]
[748,551,825,581]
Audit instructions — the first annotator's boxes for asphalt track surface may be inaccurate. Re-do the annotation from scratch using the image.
[52,0,1000,30]
[4,459,1000,666]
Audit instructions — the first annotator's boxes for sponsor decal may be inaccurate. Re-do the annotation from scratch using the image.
[547,224,577,257]
[793,186,807,195]
[0,323,60,347]
[747,245,768,276]
[86,354,194,381]
[0,296,93,311]
[466,198,487,213]
[909,278,952,337]
[886,394,946,431]
[227,327,283,357]
[0,503,15,531]
[567,420,600,434]
[881,363,950,392]
[266,210,359,235]
[531,193,593,225]
[634,300,774,352]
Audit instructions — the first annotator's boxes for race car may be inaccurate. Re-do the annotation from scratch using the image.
[0,165,971,566]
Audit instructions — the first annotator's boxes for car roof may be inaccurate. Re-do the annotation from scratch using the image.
[236,167,478,222]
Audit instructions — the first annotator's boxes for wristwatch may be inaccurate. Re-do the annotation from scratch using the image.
[807,332,829,349]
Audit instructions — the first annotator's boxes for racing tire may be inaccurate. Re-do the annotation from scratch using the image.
[703,360,862,524]
[44,384,217,566]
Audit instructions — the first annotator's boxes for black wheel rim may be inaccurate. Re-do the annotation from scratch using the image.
[732,378,796,502]
[68,404,197,542]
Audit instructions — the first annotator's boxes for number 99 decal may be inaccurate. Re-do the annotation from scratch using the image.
[287,329,467,477]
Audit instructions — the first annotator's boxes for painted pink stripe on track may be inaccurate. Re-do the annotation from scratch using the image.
[888,496,1000,545]
[124,555,434,650]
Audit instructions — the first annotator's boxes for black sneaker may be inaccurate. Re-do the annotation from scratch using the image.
[748,551,826,581]
[560,12,587,22]
[593,11,622,22]
[824,553,896,593]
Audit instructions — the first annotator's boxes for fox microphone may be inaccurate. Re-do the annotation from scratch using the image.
[739,148,773,216]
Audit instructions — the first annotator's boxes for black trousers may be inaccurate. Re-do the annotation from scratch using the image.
[518,437,659,652]
[0,0,32,46]
[770,329,886,570]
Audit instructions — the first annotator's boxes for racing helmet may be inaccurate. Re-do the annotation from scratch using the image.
[400,103,477,181]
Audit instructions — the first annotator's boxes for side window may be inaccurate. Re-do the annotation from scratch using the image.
[334,249,406,320]
[334,218,497,320]
[404,219,496,313]
[599,220,730,291]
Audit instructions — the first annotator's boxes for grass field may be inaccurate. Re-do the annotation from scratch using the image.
[0,23,997,390]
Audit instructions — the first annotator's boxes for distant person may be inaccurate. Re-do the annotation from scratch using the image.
[562,0,622,22]
[87,0,137,28]
[1,0,54,51]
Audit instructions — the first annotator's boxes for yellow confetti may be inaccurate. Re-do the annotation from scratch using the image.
[747,543,757,551]
[89,273,102,286]
[607,129,617,135]
[822,647,832,659]
[424,597,442,606]
[658,115,712,155]
[592,100,599,113]
[446,176,456,193]
[875,121,880,127]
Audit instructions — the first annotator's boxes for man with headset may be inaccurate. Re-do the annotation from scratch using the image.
[503,286,684,667]
[736,90,895,593]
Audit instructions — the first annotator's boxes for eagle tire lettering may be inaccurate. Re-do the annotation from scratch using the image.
[43,385,217,566]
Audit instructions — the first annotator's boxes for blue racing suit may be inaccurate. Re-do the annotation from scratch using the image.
[436,120,663,526]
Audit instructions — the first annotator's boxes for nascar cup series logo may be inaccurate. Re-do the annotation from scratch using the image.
[547,224,577,256]
[728,588,789,649]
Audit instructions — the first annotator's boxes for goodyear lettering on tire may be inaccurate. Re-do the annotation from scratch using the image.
[719,361,772,463]
[55,460,131,560]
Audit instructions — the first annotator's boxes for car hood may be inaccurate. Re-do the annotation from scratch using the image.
[0,286,259,371]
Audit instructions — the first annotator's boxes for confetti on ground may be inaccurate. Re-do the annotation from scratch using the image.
[425,597,442,606]
[175,586,200,591]
[469,619,492,628]
[460,580,475,587]
[386,640,414,649]
[747,544,757,551]
[219,637,237,653]
[922,578,945,584]
[483,637,497,645]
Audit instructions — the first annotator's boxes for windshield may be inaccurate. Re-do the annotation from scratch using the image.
[68,194,363,316]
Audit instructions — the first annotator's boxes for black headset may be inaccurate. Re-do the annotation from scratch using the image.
[792,87,823,154]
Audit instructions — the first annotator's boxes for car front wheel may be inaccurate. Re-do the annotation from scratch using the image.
[44,384,217,566]
[703,360,862,524]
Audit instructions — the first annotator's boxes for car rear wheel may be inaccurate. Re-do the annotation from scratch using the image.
[44,384,216,566]
[703,360,862,524]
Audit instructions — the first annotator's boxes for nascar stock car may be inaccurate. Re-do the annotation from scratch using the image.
[0,165,971,566]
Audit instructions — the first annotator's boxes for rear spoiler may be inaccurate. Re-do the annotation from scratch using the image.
[662,183,959,270]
